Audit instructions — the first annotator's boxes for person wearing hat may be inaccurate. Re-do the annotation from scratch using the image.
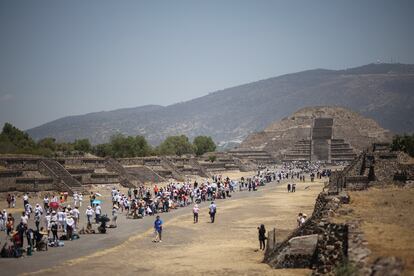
[66,215,75,240]
[209,201,217,223]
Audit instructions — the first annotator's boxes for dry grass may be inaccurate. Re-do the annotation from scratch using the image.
[335,186,414,275]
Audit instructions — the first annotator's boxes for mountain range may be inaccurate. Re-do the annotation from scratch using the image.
[27,63,414,147]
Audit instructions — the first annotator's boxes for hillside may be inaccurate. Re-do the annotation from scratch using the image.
[27,63,414,145]
[240,106,393,159]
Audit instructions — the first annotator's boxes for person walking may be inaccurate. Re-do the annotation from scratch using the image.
[79,193,83,207]
[153,215,163,243]
[95,203,101,223]
[193,204,199,223]
[6,194,12,208]
[258,224,266,251]
[43,195,49,210]
[23,193,29,207]
[85,206,94,225]
[34,205,42,231]
[209,201,217,223]
[112,205,119,227]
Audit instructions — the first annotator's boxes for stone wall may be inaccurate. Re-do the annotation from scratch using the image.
[57,157,106,168]
[0,157,40,171]
[265,192,350,274]
[268,146,412,275]
[0,177,55,193]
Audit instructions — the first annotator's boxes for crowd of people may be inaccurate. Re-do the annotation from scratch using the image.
[0,173,270,257]
[0,162,331,257]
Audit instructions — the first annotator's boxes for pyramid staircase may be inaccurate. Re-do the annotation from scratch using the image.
[104,158,142,188]
[330,139,357,162]
[39,159,83,195]
[283,140,311,162]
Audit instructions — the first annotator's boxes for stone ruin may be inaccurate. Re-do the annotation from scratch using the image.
[264,144,413,275]
[240,106,393,163]
[227,149,276,167]
[283,118,357,163]
[0,152,255,194]
[328,142,414,192]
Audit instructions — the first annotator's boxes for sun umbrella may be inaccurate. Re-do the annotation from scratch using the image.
[49,202,59,209]
[92,199,102,205]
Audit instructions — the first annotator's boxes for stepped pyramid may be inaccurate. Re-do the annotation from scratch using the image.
[283,118,357,162]
[241,106,393,162]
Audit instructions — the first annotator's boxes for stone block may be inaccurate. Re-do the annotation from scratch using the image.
[275,234,318,268]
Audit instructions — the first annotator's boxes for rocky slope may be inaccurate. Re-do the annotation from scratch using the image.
[27,63,414,145]
[240,106,393,159]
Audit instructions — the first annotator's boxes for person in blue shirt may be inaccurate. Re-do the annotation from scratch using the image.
[153,215,163,242]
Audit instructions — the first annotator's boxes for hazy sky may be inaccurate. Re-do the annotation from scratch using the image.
[1,0,413,130]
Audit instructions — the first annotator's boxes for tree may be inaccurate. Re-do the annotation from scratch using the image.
[1,122,36,150]
[74,139,92,153]
[193,136,216,156]
[56,142,75,155]
[102,134,152,158]
[0,122,38,154]
[158,135,194,156]
[93,143,113,157]
[37,137,57,151]
[391,134,414,157]
[208,155,217,163]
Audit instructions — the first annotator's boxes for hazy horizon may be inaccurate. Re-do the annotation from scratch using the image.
[1,0,414,130]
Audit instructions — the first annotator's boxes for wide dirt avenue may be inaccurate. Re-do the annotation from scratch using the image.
[1,176,325,276]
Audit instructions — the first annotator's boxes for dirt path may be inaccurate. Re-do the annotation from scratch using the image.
[26,179,325,276]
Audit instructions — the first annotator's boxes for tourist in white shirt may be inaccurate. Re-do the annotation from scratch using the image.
[25,203,32,218]
[73,192,79,207]
[20,212,29,225]
[85,206,94,225]
[71,206,80,229]
[193,204,199,223]
[79,194,83,207]
[45,211,51,236]
[66,216,75,240]
[43,195,49,210]
[34,204,43,231]
[57,209,65,231]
